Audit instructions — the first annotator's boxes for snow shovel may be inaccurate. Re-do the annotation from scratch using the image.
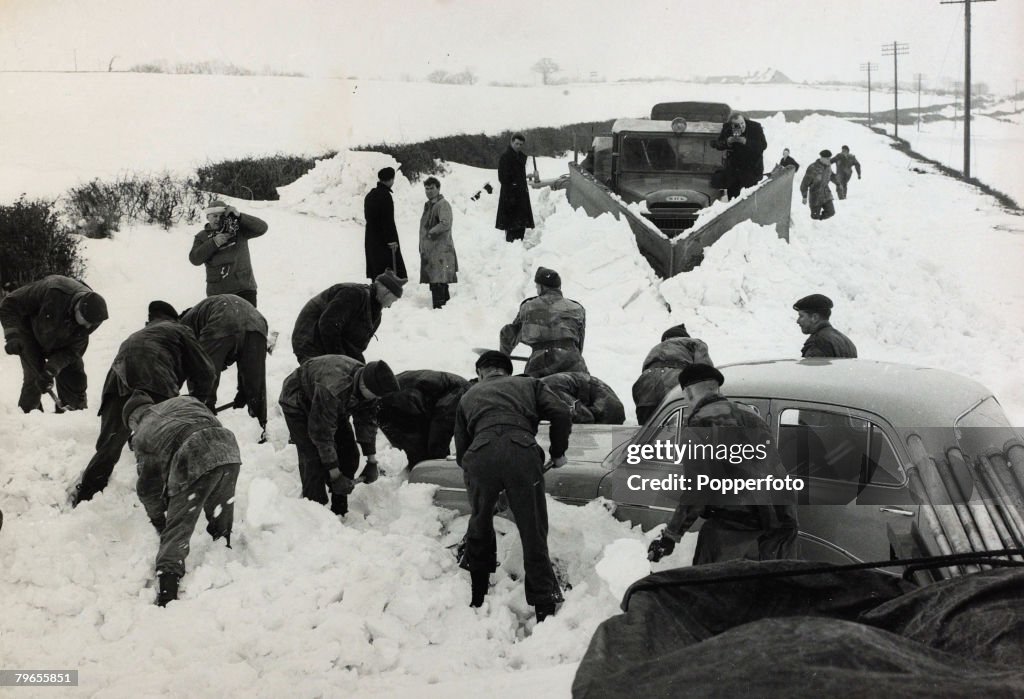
[387,242,398,272]
[46,388,66,414]
[470,347,530,362]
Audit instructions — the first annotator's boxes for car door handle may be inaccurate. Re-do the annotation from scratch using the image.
[879,506,914,517]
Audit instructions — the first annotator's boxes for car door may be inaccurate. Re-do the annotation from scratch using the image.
[774,401,913,566]
[598,403,687,530]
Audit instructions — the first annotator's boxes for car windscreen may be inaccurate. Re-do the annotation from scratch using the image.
[619,135,721,173]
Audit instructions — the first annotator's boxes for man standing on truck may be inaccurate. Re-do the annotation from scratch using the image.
[830,145,862,200]
[499,267,587,378]
[647,363,798,565]
[711,112,767,199]
[495,133,535,243]
[800,150,836,220]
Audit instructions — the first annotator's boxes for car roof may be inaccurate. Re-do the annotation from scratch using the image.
[662,359,993,426]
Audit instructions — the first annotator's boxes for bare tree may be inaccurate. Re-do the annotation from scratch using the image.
[531,58,559,85]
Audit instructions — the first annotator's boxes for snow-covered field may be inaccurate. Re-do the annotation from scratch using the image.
[1,75,1023,697]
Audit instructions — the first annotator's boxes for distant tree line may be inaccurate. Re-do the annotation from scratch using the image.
[127,59,305,77]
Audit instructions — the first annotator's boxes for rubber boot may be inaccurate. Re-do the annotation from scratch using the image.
[470,571,489,608]
[535,602,557,622]
[156,574,180,607]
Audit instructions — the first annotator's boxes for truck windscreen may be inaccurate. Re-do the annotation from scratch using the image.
[619,135,720,173]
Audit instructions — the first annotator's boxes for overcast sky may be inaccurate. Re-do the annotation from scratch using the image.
[2,0,1022,90]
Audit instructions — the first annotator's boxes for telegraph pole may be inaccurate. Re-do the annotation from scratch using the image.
[915,73,925,131]
[1016,78,1020,113]
[941,0,996,178]
[860,63,878,125]
[882,42,909,139]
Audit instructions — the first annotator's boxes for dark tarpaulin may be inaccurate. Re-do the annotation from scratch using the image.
[572,561,1024,698]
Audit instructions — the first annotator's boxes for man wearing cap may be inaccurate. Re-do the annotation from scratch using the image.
[71,300,218,506]
[499,267,587,378]
[0,275,108,412]
[376,369,470,470]
[189,201,268,307]
[631,324,713,425]
[800,150,836,220]
[291,272,405,364]
[648,364,799,565]
[711,112,768,200]
[279,356,399,515]
[541,372,626,425]
[365,167,408,280]
[179,294,269,436]
[830,145,862,200]
[123,392,241,607]
[495,133,536,243]
[456,351,572,621]
[793,294,857,358]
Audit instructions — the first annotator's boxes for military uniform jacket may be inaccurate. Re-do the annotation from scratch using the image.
[0,275,99,372]
[666,394,797,541]
[189,213,268,296]
[801,322,857,358]
[632,337,713,415]
[381,370,470,419]
[455,375,571,465]
[133,396,241,514]
[108,320,217,406]
[291,283,382,363]
[541,372,625,424]
[800,160,834,206]
[499,289,586,351]
[831,152,862,177]
[278,355,378,464]
[180,294,268,359]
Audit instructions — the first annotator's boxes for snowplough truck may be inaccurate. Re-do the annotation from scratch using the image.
[565,102,795,278]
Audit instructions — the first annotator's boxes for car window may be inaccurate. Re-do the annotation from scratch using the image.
[954,396,1018,458]
[647,408,681,453]
[778,407,904,487]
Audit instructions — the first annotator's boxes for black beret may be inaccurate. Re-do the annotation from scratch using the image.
[77,292,109,324]
[148,300,179,321]
[475,350,513,375]
[534,266,561,288]
[819,149,833,158]
[361,360,399,396]
[661,323,690,342]
[678,363,724,389]
[793,294,834,312]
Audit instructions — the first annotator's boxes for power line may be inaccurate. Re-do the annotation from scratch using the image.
[881,42,909,139]
[940,0,997,179]
[860,63,878,125]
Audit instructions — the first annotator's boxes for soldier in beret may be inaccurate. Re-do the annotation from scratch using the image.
[499,267,587,378]
[0,275,108,412]
[648,364,798,565]
[793,294,857,358]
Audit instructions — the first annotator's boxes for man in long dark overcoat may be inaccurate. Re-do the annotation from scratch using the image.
[711,112,767,200]
[364,167,408,279]
[495,133,535,243]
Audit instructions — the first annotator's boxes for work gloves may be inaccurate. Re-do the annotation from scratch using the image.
[361,459,380,484]
[326,464,355,496]
[4,338,22,355]
[647,534,677,562]
[231,390,247,409]
[37,364,57,392]
[149,515,167,534]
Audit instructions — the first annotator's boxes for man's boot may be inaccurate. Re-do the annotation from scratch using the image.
[470,571,489,608]
[156,573,180,607]
[535,602,557,622]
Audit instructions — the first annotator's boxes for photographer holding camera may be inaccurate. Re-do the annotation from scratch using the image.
[189,199,268,307]
[710,111,767,200]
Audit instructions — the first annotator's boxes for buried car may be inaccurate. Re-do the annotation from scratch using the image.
[410,359,1024,581]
